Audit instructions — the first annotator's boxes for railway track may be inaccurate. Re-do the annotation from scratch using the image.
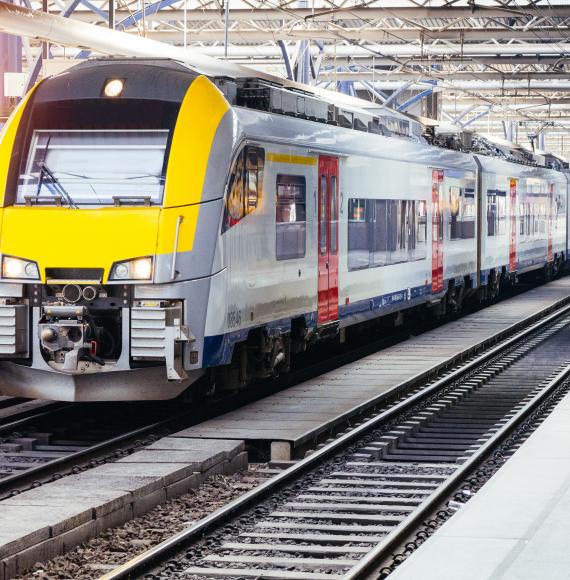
[101,301,570,580]
[0,287,529,502]
[0,396,62,426]
[0,401,203,499]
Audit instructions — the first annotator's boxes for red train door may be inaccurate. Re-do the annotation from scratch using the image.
[547,183,554,263]
[431,169,444,294]
[317,156,339,324]
[509,178,517,272]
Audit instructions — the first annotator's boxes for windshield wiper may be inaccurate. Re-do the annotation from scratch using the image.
[37,162,79,209]
[124,174,162,181]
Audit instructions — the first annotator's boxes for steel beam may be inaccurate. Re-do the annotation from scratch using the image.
[45,6,570,22]
[317,71,570,82]
[352,80,570,91]
[196,43,570,58]
[461,106,493,128]
[0,0,246,77]
[138,27,570,43]
[397,87,434,112]
[277,40,293,80]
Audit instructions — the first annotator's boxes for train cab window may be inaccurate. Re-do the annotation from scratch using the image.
[18,130,169,206]
[276,175,306,260]
[222,146,265,232]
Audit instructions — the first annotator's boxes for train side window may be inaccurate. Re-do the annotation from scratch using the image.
[390,200,407,265]
[462,190,476,239]
[330,176,338,255]
[348,197,426,271]
[319,175,328,256]
[222,146,265,233]
[348,198,371,270]
[449,186,476,240]
[416,200,428,259]
[371,200,388,267]
[386,200,399,255]
[449,187,461,240]
[497,193,507,235]
[526,203,531,236]
[246,147,264,213]
[487,190,506,237]
[276,174,306,260]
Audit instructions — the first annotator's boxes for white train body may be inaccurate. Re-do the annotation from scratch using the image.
[202,107,568,371]
[0,60,567,401]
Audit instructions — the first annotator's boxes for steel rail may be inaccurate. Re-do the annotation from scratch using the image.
[0,402,70,435]
[345,354,570,578]
[0,290,531,501]
[0,414,176,498]
[100,298,570,580]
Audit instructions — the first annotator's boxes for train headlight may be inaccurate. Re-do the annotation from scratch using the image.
[109,257,153,281]
[1,256,40,280]
[104,79,124,98]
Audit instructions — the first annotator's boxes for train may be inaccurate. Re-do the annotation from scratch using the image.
[0,57,568,402]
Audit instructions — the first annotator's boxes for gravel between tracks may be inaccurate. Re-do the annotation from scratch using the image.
[15,466,268,580]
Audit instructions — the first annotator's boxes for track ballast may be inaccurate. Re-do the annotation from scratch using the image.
[101,302,570,580]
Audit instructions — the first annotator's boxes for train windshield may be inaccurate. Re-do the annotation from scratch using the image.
[17,129,169,206]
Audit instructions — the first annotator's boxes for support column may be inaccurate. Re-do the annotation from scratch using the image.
[108,0,115,29]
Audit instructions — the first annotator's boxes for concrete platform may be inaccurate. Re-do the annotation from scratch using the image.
[181,278,570,459]
[0,434,247,580]
[387,385,570,580]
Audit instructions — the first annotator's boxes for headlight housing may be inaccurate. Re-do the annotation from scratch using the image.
[1,256,40,280]
[109,257,153,281]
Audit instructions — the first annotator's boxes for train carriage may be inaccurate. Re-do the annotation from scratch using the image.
[0,58,567,401]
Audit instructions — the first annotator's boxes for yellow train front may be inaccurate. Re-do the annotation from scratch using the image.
[0,59,232,401]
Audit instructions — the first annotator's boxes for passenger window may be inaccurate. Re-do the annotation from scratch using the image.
[246,147,264,212]
[330,176,338,255]
[449,187,461,240]
[222,146,265,233]
[276,175,306,260]
[416,200,428,258]
[348,198,370,270]
[319,175,328,255]
[462,190,476,239]
[450,187,476,240]
[348,197,427,271]
[487,189,506,237]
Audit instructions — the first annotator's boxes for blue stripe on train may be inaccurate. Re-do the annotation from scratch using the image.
[202,256,557,368]
[203,283,430,367]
